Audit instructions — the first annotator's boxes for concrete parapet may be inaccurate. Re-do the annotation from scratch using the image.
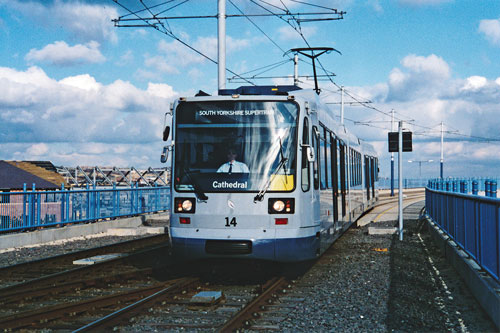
[368,227,398,235]
[0,213,169,251]
[425,216,500,329]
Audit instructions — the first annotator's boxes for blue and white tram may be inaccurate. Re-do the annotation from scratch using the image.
[162,85,379,262]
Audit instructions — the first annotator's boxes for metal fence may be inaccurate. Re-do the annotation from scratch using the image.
[377,178,429,189]
[425,182,499,282]
[0,184,170,233]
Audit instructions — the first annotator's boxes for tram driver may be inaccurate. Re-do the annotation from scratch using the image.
[217,147,249,174]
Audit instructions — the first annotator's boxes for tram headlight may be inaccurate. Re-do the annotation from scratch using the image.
[182,200,193,211]
[268,198,295,214]
[174,198,196,213]
[273,200,285,212]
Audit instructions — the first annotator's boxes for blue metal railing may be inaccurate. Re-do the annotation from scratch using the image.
[426,179,499,282]
[377,178,429,189]
[0,184,170,233]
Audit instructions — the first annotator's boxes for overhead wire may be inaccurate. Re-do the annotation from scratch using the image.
[112,0,256,86]
[228,0,292,58]
[115,1,499,144]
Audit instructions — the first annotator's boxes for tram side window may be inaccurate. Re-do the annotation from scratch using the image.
[319,128,327,190]
[350,149,354,187]
[326,133,332,189]
[359,153,362,185]
[301,118,310,192]
[312,126,320,190]
[331,134,338,191]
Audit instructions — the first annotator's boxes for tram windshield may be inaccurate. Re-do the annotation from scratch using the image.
[174,100,298,193]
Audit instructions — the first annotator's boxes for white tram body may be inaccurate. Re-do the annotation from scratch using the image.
[165,85,378,262]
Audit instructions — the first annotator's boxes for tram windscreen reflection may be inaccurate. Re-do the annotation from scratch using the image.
[174,101,298,193]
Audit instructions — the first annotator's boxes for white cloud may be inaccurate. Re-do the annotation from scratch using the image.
[461,76,487,92]
[59,74,102,92]
[25,41,105,66]
[26,143,49,156]
[4,0,118,43]
[1,110,35,124]
[155,35,250,69]
[144,55,179,75]
[386,54,450,101]
[479,18,500,46]
[0,66,178,167]
[147,83,177,99]
[324,53,500,177]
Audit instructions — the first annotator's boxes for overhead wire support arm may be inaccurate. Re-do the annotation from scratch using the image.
[286,47,341,94]
[113,12,343,23]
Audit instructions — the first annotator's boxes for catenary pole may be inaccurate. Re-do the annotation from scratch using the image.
[440,121,444,178]
[340,86,344,125]
[218,0,226,92]
[391,109,395,196]
[398,121,403,241]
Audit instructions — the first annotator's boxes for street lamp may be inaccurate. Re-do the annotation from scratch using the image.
[408,159,433,177]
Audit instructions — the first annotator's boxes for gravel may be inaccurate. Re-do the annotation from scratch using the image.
[278,201,496,332]
[0,233,151,268]
[0,202,496,332]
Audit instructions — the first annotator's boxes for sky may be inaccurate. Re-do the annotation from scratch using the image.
[0,0,499,179]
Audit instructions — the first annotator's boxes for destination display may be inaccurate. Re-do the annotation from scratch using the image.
[177,101,297,125]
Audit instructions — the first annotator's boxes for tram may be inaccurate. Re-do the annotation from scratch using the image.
[161,84,379,262]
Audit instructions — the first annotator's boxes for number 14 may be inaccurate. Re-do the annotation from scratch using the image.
[225,217,237,227]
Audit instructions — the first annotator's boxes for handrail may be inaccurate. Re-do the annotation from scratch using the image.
[425,186,499,282]
[0,185,170,233]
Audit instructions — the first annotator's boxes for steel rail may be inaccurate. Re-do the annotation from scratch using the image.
[0,243,169,297]
[0,278,195,330]
[219,276,291,332]
[0,267,154,305]
[0,233,169,277]
[73,277,200,332]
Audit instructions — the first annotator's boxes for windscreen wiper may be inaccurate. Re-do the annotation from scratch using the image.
[278,138,289,180]
[183,167,208,201]
[254,140,288,202]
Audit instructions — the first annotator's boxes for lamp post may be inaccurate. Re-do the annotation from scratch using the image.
[408,159,433,177]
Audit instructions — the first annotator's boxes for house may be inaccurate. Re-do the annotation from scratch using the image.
[0,160,65,191]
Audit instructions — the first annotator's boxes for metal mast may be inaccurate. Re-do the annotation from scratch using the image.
[440,121,444,178]
[340,86,344,125]
[218,0,226,92]
[391,109,395,196]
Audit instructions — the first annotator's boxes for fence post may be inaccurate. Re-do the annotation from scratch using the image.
[463,180,468,194]
[31,183,36,227]
[490,180,497,198]
[60,183,65,223]
[113,183,117,216]
[22,183,27,228]
[86,183,90,221]
[472,180,478,195]
[446,181,450,192]
[485,180,491,197]
[36,186,41,226]
[453,180,457,192]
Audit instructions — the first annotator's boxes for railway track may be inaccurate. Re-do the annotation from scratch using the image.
[0,235,175,330]
[0,196,431,331]
[0,233,170,288]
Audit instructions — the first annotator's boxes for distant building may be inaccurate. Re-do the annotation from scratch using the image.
[0,161,67,229]
[0,160,65,191]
